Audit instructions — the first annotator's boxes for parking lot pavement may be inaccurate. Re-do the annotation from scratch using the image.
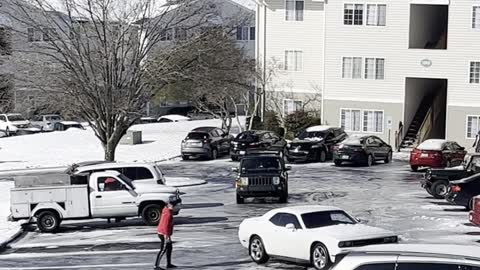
[0,159,480,270]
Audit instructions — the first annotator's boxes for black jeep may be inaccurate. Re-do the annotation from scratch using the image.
[422,153,480,199]
[233,154,290,204]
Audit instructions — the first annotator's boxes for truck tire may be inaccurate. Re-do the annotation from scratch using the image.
[36,210,61,233]
[142,204,163,226]
[236,193,245,204]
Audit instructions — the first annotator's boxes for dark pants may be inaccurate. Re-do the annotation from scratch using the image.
[155,234,172,267]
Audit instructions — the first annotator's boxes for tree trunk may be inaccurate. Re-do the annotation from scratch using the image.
[104,140,117,161]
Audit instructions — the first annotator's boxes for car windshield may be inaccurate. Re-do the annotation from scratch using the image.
[118,174,135,190]
[301,210,357,228]
[297,131,327,140]
[7,114,25,121]
[186,132,209,140]
[241,157,281,171]
[46,116,61,121]
[342,137,365,146]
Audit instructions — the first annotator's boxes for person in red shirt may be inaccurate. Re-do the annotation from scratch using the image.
[154,201,177,269]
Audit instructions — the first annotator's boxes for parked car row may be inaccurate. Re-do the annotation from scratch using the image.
[181,125,394,167]
[0,113,84,137]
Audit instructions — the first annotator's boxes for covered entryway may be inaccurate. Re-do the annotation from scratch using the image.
[400,78,447,148]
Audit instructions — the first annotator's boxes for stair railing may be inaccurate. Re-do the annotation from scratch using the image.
[417,106,433,144]
[395,125,403,152]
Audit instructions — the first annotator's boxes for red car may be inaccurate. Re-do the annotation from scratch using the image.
[470,196,480,226]
[410,139,467,172]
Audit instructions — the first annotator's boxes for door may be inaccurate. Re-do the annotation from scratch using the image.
[90,176,137,218]
[264,213,289,256]
[216,128,230,153]
[366,137,381,160]
[449,142,467,166]
[276,213,305,259]
[266,213,303,258]
[375,137,390,158]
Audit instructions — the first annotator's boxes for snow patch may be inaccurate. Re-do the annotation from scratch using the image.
[0,181,22,246]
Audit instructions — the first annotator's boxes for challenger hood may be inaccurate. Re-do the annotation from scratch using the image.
[309,224,396,241]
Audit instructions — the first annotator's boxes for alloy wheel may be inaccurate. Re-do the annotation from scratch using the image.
[312,245,328,269]
[250,238,264,261]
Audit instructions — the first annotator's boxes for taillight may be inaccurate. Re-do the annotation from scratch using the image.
[451,185,461,193]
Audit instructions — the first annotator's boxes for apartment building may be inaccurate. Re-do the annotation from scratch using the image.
[257,0,480,149]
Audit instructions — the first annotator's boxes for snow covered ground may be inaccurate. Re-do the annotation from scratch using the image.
[0,118,244,171]
[0,181,22,247]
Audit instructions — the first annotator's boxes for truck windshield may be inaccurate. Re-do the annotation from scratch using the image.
[118,174,135,190]
[241,157,280,172]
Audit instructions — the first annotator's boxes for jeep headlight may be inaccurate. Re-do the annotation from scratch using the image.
[273,177,280,185]
[286,143,291,148]
[240,177,248,185]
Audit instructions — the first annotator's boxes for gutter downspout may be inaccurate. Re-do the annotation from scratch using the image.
[321,1,327,125]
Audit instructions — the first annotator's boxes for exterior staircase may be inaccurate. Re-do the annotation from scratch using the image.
[399,96,433,149]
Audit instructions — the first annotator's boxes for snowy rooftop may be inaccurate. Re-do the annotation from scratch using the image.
[306,125,334,132]
[417,139,448,151]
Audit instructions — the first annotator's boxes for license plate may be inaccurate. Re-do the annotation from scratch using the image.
[342,155,349,160]
[421,153,428,158]
[239,151,246,155]
[188,142,202,147]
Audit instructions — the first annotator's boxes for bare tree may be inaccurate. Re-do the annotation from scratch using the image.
[0,75,14,112]
[148,27,255,133]
[5,0,209,160]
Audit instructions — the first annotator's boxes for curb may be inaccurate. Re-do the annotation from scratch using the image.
[0,224,26,253]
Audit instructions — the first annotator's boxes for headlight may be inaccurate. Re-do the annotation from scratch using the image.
[240,177,248,185]
[232,141,238,145]
[286,143,291,148]
[338,241,353,248]
[272,177,280,185]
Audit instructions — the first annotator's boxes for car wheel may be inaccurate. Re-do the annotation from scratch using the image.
[385,151,392,164]
[334,159,342,166]
[425,186,434,195]
[366,155,374,167]
[182,155,189,161]
[249,236,269,264]
[319,150,327,163]
[236,193,244,204]
[279,191,288,203]
[141,204,163,226]
[311,242,331,270]
[431,180,449,199]
[36,210,61,233]
[411,165,419,172]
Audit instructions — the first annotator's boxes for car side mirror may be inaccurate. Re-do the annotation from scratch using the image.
[285,166,292,171]
[232,167,239,173]
[286,223,296,231]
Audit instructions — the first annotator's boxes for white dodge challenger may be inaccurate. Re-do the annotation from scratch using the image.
[238,205,398,270]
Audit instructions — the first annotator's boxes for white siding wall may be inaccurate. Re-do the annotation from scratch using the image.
[260,0,325,94]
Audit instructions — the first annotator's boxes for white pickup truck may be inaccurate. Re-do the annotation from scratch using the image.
[10,170,182,232]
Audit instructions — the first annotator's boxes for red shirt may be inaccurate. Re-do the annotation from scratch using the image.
[157,207,173,236]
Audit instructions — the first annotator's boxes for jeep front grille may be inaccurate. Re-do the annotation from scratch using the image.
[249,177,273,186]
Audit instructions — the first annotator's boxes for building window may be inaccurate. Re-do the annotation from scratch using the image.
[175,28,187,40]
[160,29,173,41]
[467,115,480,138]
[365,58,385,80]
[250,27,255,40]
[354,4,364,25]
[341,109,361,132]
[366,4,386,26]
[470,62,480,83]
[27,27,42,42]
[42,28,57,41]
[284,99,303,116]
[473,6,480,29]
[236,27,255,41]
[286,0,304,21]
[342,57,362,79]
[375,58,385,79]
[363,110,384,133]
[0,27,12,55]
[285,50,303,71]
[344,4,354,25]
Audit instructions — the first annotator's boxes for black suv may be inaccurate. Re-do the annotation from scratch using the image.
[422,154,480,199]
[230,130,287,161]
[234,154,290,204]
[181,127,233,160]
[286,126,347,163]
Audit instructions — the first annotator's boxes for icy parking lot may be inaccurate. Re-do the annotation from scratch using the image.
[0,159,480,270]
